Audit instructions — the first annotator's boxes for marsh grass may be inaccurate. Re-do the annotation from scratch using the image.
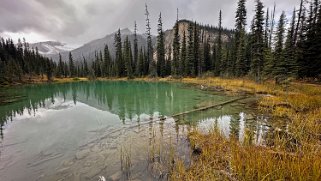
[120,145,132,179]
[167,77,321,181]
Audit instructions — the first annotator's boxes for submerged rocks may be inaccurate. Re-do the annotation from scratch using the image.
[75,149,91,160]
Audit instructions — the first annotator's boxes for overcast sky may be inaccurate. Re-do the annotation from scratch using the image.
[0,0,301,48]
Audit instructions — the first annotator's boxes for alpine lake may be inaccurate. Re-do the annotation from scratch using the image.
[0,81,270,181]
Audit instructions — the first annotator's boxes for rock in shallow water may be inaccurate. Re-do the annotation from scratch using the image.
[75,149,91,160]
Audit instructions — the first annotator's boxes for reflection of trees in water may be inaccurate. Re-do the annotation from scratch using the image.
[0,81,266,144]
[0,81,202,136]
[230,116,240,139]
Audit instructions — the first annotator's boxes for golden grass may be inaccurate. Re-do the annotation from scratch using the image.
[166,77,321,181]
[53,77,89,83]
[171,130,321,181]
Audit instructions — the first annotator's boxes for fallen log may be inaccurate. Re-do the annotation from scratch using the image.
[172,97,248,118]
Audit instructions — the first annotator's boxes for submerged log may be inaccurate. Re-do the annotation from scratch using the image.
[172,97,248,118]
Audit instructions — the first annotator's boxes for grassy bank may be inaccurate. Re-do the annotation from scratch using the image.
[166,77,321,181]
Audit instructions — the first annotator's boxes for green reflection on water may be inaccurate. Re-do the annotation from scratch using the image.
[0,81,268,180]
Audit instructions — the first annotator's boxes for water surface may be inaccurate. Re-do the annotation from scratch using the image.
[0,81,268,180]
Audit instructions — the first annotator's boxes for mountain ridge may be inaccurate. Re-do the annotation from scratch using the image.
[33,19,233,63]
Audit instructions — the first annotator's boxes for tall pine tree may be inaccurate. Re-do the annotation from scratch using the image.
[156,13,166,77]
[68,52,75,77]
[145,4,156,76]
[215,10,223,76]
[234,0,247,77]
[250,0,265,82]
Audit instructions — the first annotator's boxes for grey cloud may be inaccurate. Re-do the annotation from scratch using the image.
[0,0,301,46]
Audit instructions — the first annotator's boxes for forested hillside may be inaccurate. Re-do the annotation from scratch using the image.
[0,0,320,85]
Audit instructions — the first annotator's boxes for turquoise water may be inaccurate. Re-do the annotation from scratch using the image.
[0,81,266,180]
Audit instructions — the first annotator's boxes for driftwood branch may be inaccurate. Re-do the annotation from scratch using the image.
[172,97,248,118]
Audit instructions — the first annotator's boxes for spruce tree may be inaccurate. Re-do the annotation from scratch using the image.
[269,4,276,48]
[250,0,265,82]
[114,29,123,77]
[99,51,103,77]
[294,0,304,45]
[263,9,273,78]
[234,0,247,77]
[64,62,68,78]
[136,48,144,77]
[211,44,217,72]
[193,22,200,76]
[215,10,223,76]
[46,59,53,81]
[145,4,156,76]
[124,36,133,78]
[68,52,75,77]
[172,19,180,76]
[273,12,286,84]
[203,38,211,73]
[83,56,89,77]
[284,9,298,78]
[311,0,320,78]
[103,45,111,77]
[180,31,187,76]
[156,13,166,77]
[133,21,138,74]
[58,53,64,78]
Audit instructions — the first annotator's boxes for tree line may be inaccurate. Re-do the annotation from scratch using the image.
[0,0,320,85]
[0,38,55,84]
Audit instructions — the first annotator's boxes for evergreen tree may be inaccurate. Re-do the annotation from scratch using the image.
[99,51,103,77]
[198,41,205,76]
[284,9,298,78]
[83,56,89,77]
[313,1,321,78]
[215,10,223,76]
[211,44,217,72]
[64,62,69,78]
[124,36,133,78]
[156,13,166,77]
[136,48,144,77]
[193,22,200,76]
[172,19,180,76]
[145,4,156,76]
[57,53,64,78]
[180,31,187,76]
[187,23,195,76]
[46,59,53,81]
[263,8,273,78]
[250,0,265,82]
[133,21,138,74]
[69,52,75,77]
[269,4,276,48]
[273,12,286,83]
[103,45,111,77]
[114,29,124,77]
[294,0,304,45]
[234,0,247,77]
